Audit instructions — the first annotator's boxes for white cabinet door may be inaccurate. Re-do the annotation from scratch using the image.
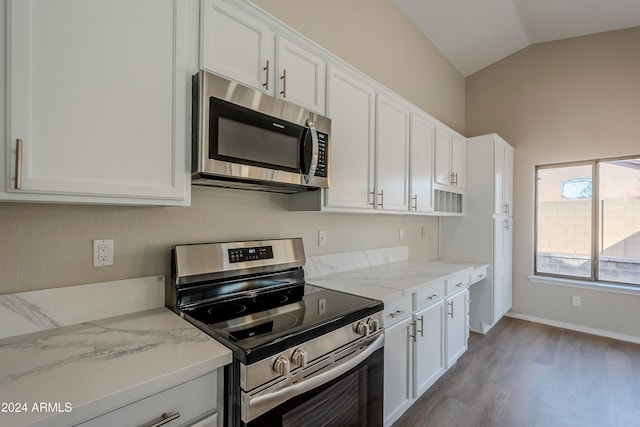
[376,93,410,212]
[494,141,513,215]
[409,113,435,213]
[6,0,192,205]
[494,142,506,215]
[434,126,465,190]
[493,216,508,323]
[434,127,452,186]
[445,289,468,369]
[325,66,375,210]
[504,144,514,214]
[413,301,445,397]
[276,37,326,114]
[496,215,513,320]
[201,0,273,92]
[78,370,218,427]
[383,316,413,426]
[451,135,466,189]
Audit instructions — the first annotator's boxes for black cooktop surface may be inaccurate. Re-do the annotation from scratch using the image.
[183,283,382,364]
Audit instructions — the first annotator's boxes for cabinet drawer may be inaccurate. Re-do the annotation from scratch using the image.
[413,279,445,311]
[382,295,412,326]
[78,370,218,427]
[445,270,471,295]
[470,266,488,285]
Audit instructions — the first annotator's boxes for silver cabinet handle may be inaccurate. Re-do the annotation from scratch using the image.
[427,294,438,300]
[448,301,454,318]
[15,139,23,190]
[454,172,458,186]
[280,69,286,97]
[417,315,424,337]
[450,172,455,185]
[503,202,510,215]
[263,60,270,90]
[370,189,384,209]
[409,320,417,343]
[504,218,510,230]
[389,309,405,318]
[455,282,464,288]
[304,119,319,184]
[147,412,180,427]
[412,195,418,211]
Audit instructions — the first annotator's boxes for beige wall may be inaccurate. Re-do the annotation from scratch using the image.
[0,0,463,294]
[466,27,640,338]
[252,0,465,134]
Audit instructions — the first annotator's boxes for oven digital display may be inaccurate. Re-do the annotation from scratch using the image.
[228,246,274,263]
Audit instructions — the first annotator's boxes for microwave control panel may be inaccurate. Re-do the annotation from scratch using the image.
[315,131,328,178]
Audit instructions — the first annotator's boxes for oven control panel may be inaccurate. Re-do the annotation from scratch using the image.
[228,246,274,263]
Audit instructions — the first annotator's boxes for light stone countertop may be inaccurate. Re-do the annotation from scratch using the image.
[307,259,487,303]
[0,308,232,427]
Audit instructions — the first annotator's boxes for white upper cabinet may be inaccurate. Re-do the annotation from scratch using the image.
[324,66,375,210]
[451,135,466,189]
[493,136,514,215]
[375,92,410,212]
[409,113,435,213]
[4,0,194,205]
[276,37,326,114]
[201,0,326,114]
[434,126,466,190]
[201,0,274,92]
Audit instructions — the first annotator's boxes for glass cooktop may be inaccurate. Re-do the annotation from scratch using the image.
[183,283,382,363]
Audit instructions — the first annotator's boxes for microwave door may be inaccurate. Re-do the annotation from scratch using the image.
[210,97,303,174]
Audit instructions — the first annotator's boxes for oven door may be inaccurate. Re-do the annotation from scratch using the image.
[243,334,383,427]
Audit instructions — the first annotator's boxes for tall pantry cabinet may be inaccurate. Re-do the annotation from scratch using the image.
[439,134,514,334]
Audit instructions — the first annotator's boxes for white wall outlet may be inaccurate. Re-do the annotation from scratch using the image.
[93,239,114,267]
[318,230,327,246]
[422,226,428,239]
[399,228,404,241]
[571,295,581,307]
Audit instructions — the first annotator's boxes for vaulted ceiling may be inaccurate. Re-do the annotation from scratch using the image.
[393,0,640,76]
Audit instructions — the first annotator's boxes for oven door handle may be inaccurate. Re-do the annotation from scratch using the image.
[249,333,384,412]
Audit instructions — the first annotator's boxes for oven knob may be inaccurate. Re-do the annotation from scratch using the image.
[291,348,308,368]
[272,355,290,377]
[367,318,380,333]
[353,320,370,336]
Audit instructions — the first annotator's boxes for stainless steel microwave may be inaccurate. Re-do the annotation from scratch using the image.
[192,71,331,193]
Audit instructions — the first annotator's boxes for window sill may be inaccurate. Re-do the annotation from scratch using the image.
[528,275,640,297]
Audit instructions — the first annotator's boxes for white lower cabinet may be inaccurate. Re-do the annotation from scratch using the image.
[384,275,470,426]
[77,370,220,427]
[383,314,413,427]
[445,288,469,369]
[413,300,445,397]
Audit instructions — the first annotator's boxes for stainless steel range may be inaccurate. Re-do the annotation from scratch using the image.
[169,238,384,426]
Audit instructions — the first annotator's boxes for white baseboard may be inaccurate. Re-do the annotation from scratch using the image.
[505,312,640,345]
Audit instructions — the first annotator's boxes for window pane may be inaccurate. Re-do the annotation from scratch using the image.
[536,165,593,278]
[598,158,640,285]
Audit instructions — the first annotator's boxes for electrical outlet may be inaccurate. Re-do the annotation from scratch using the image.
[318,230,327,246]
[93,239,114,267]
[571,295,581,307]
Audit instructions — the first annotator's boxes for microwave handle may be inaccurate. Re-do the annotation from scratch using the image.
[304,119,319,184]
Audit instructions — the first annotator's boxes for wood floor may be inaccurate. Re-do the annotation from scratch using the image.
[393,317,640,427]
